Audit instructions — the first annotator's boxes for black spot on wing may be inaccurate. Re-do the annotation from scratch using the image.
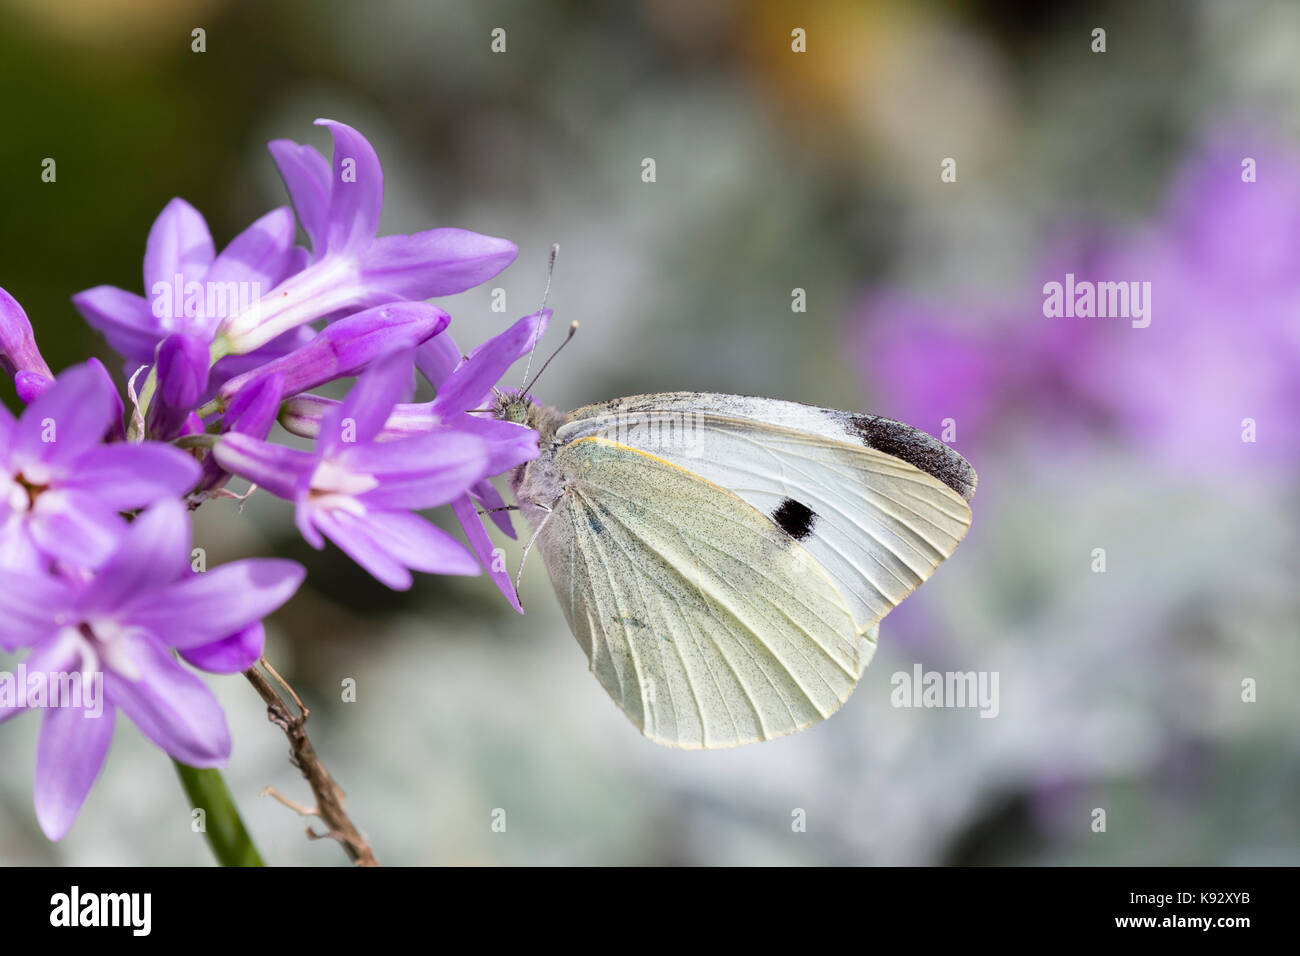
[771,498,817,540]
[843,414,977,501]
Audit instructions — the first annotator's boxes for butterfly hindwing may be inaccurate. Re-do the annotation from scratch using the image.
[535,435,861,749]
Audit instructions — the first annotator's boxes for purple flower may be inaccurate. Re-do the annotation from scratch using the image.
[0,287,53,395]
[854,132,1300,475]
[214,352,491,590]
[1051,138,1300,468]
[214,119,517,356]
[0,499,305,839]
[280,311,549,610]
[850,293,1013,452]
[0,362,200,571]
[72,199,307,375]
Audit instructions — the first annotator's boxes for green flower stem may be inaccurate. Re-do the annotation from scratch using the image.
[173,761,266,867]
[173,433,219,450]
[195,397,225,419]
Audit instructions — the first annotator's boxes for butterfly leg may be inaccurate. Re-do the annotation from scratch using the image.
[513,492,565,608]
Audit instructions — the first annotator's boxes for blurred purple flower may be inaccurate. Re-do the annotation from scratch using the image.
[850,294,1012,451]
[854,134,1300,473]
[0,499,305,839]
[0,362,200,571]
[214,352,490,590]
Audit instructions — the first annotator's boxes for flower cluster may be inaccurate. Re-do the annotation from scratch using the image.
[0,119,541,839]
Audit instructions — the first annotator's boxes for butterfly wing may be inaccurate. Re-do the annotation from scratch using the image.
[557,392,975,635]
[537,435,862,748]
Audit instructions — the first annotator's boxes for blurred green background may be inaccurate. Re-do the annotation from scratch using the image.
[1,0,1297,865]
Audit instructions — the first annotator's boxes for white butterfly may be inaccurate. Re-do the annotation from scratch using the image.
[495,390,976,749]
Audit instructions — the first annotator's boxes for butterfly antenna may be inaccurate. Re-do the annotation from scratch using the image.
[518,242,559,392]
[522,320,579,396]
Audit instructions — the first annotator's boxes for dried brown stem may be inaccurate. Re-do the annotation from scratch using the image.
[244,656,379,866]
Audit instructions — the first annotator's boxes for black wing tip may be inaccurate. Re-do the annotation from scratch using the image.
[843,414,978,502]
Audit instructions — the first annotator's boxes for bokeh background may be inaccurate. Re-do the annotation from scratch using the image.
[2,0,1298,865]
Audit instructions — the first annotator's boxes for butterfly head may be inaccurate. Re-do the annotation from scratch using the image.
[495,389,533,425]
[494,389,568,446]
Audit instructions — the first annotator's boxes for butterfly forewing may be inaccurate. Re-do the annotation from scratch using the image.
[556,393,974,634]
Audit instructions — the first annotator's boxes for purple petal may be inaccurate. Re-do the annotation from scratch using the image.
[28,491,126,568]
[105,633,229,767]
[415,328,462,388]
[11,363,117,473]
[359,228,518,299]
[2,635,78,721]
[316,119,384,255]
[71,286,161,364]
[325,349,416,449]
[362,510,479,575]
[0,569,69,650]
[0,399,12,446]
[208,323,316,385]
[432,310,550,414]
[0,286,52,380]
[286,245,312,275]
[61,442,201,509]
[376,401,439,436]
[294,501,325,550]
[34,704,116,841]
[268,139,332,259]
[224,370,285,438]
[87,359,128,444]
[178,412,205,437]
[468,477,516,538]
[444,412,539,475]
[451,495,522,613]
[277,392,333,439]
[204,206,300,295]
[78,499,191,614]
[212,433,316,500]
[147,333,210,440]
[179,622,265,674]
[310,507,412,590]
[198,372,286,493]
[342,432,489,509]
[218,301,446,404]
[144,198,215,292]
[14,370,53,404]
[0,520,41,574]
[125,558,304,649]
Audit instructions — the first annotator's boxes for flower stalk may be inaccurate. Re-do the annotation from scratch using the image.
[172,761,265,867]
[243,656,379,866]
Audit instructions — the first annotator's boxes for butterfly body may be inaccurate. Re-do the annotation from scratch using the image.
[497,391,976,749]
